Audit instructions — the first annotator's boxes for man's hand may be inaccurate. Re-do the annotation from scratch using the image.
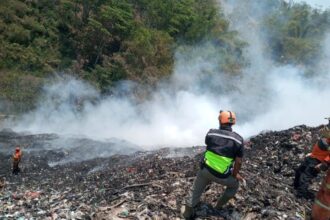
[315,163,328,172]
[234,173,247,187]
[234,173,244,181]
[315,164,322,172]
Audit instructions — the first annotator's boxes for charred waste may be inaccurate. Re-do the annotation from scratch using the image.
[0,125,326,219]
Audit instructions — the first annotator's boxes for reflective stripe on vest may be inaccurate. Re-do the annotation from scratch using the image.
[207,133,242,145]
[315,199,330,211]
[205,150,233,174]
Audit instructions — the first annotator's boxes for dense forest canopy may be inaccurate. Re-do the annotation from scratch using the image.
[0,0,329,113]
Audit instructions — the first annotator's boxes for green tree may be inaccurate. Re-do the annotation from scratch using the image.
[264,2,330,65]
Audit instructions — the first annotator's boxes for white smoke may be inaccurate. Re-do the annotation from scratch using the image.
[221,0,330,135]
[13,72,223,148]
[11,0,330,148]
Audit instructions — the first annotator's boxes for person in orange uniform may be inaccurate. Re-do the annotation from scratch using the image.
[312,168,330,220]
[12,146,22,175]
[294,123,330,199]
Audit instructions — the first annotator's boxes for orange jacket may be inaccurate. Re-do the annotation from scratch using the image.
[13,151,22,162]
[312,169,330,220]
[310,138,330,163]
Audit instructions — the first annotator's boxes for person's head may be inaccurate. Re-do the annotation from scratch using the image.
[218,110,236,128]
[15,146,20,152]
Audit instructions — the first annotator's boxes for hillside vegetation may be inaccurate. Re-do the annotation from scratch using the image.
[0,0,329,112]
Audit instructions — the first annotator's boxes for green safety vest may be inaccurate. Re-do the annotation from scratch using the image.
[204,150,233,174]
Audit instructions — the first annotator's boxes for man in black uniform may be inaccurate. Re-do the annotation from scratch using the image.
[182,110,244,219]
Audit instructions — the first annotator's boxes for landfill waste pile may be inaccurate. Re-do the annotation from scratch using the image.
[0,125,326,219]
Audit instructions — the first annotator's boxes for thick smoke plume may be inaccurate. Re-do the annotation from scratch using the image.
[10,0,330,149]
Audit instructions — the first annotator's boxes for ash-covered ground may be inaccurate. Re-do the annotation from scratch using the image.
[0,125,326,220]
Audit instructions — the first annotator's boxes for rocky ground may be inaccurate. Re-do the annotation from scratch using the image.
[0,125,326,220]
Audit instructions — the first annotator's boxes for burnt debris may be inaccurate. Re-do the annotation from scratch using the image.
[0,125,325,219]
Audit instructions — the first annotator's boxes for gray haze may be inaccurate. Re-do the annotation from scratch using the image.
[221,0,330,135]
[10,0,330,148]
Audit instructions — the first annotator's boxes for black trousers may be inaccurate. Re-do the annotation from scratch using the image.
[293,156,320,197]
[12,162,20,175]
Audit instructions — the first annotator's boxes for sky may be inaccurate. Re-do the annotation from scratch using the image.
[291,0,330,8]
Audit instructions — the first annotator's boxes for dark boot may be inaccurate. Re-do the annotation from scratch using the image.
[295,157,319,199]
[215,195,231,209]
[181,205,195,219]
[293,163,306,189]
[296,190,315,200]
